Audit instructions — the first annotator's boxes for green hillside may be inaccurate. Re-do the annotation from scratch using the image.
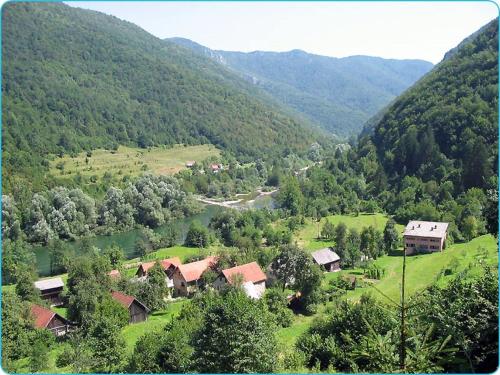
[170,37,433,137]
[2,3,321,194]
[368,18,498,192]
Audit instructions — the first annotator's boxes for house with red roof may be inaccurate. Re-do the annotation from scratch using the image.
[172,256,217,296]
[214,261,267,299]
[111,291,150,323]
[135,257,182,287]
[31,304,70,336]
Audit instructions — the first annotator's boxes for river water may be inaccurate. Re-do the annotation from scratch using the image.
[34,192,277,276]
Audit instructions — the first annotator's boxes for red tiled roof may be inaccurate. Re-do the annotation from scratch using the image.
[222,262,267,285]
[31,304,56,328]
[177,256,217,282]
[111,291,135,308]
[137,257,182,275]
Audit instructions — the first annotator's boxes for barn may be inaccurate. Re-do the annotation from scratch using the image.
[31,304,70,336]
[311,248,341,272]
[34,277,64,306]
[111,291,150,323]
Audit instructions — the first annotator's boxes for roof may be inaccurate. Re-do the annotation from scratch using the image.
[137,257,182,274]
[403,221,449,238]
[108,270,120,278]
[177,256,217,282]
[34,277,64,291]
[222,262,267,285]
[111,291,135,308]
[111,291,150,312]
[31,304,58,328]
[311,248,340,265]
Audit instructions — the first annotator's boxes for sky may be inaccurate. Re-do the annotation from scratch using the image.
[67,2,498,64]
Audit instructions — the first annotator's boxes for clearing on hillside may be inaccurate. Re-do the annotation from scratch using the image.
[48,144,220,179]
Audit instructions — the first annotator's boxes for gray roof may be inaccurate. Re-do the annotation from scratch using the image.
[34,277,64,291]
[403,220,449,239]
[311,248,340,265]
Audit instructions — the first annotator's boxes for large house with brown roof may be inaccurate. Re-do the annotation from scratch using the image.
[31,304,70,336]
[111,291,150,323]
[136,257,182,287]
[403,220,449,255]
[172,256,217,296]
[34,277,64,306]
[214,261,267,299]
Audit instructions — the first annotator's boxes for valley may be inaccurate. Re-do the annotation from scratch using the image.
[1,3,498,375]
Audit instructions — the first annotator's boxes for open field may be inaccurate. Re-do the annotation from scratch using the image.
[296,213,405,251]
[48,144,220,179]
[278,233,498,345]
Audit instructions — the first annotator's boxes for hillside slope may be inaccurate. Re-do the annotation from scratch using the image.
[367,18,498,192]
[2,3,320,193]
[169,37,433,137]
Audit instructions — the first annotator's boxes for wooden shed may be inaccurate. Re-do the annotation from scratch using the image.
[111,291,150,324]
[34,277,64,306]
[31,304,70,336]
[311,248,341,272]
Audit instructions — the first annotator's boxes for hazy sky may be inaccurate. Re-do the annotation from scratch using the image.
[68,2,498,64]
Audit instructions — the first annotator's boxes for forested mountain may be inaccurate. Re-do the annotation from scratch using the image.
[169,37,433,136]
[367,17,498,194]
[2,3,321,193]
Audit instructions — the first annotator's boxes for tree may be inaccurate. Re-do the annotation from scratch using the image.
[2,292,34,371]
[29,329,55,372]
[137,262,167,311]
[334,222,348,258]
[344,229,361,268]
[102,244,125,268]
[277,177,304,215]
[264,288,293,327]
[383,219,400,253]
[321,221,336,240]
[128,331,163,373]
[88,298,128,373]
[193,289,278,373]
[185,220,210,248]
[15,267,40,302]
[2,239,36,285]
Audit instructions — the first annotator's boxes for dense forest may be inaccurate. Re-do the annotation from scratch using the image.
[2,2,323,194]
[170,37,433,137]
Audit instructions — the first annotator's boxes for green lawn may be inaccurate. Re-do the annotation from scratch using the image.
[122,299,187,352]
[142,245,210,263]
[49,144,220,180]
[296,213,405,251]
[278,233,498,346]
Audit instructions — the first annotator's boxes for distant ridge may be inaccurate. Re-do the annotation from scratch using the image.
[169,37,433,137]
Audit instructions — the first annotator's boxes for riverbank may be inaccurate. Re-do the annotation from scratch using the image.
[195,188,279,208]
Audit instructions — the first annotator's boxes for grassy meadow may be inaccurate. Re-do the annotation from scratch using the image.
[48,144,220,180]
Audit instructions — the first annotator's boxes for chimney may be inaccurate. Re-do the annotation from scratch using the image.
[417,224,421,228]
[434,224,437,229]
[412,226,414,230]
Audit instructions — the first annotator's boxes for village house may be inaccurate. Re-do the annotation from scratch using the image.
[172,256,217,296]
[403,220,449,255]
[210,163,222,173]
[214,261,267,299]
[311,248,341,272]
[135,257,182,287]
[34,277,64,306]
[111,291,150,323]
[31,304,70,336]
[185,160,196,168]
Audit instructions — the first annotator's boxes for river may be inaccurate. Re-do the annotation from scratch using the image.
[34,191,277,276]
